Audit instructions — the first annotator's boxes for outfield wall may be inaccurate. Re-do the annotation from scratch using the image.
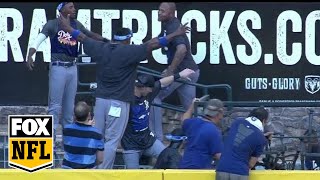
[0,169,319,180]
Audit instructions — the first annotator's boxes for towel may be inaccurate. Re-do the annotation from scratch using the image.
[245,116,264,132]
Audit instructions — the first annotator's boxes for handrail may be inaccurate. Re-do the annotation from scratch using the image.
[137,66,162,75]
[136,68,233,104]
[194,101,320,110]
[150,102,186,113]
[221,101,320,107]
[76,61,233,109]
[76,92,186,113]
[193,101,320,117]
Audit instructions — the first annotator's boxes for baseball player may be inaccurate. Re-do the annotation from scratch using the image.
[26,2,107,161]
[149,2,200,141]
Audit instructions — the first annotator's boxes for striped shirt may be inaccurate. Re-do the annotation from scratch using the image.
[62,122,104,169]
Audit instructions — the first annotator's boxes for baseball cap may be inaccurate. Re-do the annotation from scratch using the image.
[57,2,68,12]
[135,74,155,88]
[203,99,224,117]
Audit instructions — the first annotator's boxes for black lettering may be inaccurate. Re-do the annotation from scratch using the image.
[27,141,38,159]
[39,141,50,159]
[12,141,25,159]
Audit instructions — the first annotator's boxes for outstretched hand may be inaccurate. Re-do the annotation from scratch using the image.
[58,13,71,31]
[174,22,191,36]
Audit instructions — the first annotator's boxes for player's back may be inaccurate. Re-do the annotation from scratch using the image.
[95,43,148,102]
[62,122,104,169]
[217,118,266,175]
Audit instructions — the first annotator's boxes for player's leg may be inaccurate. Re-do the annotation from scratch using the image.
[47,64,67,167]
[176,69,200,110]
[149,82,181,141]
[149,97,164,141]
[122,150,142,169]
[95,99,130,169]
[48,65,67,132]
[61,65,77,128]
[144,139,166,159]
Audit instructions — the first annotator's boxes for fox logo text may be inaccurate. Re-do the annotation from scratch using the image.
[8,115,53,173]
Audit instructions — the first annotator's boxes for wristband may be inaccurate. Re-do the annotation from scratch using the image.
[71,30,81,39]
[173,73,180,80]
[158,36,168,47]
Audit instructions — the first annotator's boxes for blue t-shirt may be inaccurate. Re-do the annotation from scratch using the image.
[41,18,92,61]
[50,20,78,57]
[216,118,267,175]
[160,17,198,73]
[179,117,223,169]
[121,81,161,150]
[62,122,104,169]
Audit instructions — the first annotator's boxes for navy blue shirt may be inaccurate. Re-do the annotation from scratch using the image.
[41,18,91,62]
[50,20,78,57]
[216,118,267,176]
[121,81,161,150]
[179,117,223,169]
[82,39,148,103]
[161,17,198,73]
[62,122,104,169]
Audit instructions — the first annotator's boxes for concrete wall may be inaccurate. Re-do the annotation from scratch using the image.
[1,106,320,151]
[1,169,320,180]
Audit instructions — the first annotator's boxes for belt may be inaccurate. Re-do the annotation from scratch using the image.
[52,61,76,67]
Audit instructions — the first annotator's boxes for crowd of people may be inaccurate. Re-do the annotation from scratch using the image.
[26,2,319,179]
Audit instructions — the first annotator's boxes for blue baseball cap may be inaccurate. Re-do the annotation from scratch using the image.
[57,2,69,12]
[113,29,133,41]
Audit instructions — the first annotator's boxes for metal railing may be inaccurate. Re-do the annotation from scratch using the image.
[136,66,233,102]
[75,60,233,111]
[0,134,8,169]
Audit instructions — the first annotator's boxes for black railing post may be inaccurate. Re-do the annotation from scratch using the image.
[308,109,314,135]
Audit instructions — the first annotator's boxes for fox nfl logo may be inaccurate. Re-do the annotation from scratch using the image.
[8,115,53,173]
